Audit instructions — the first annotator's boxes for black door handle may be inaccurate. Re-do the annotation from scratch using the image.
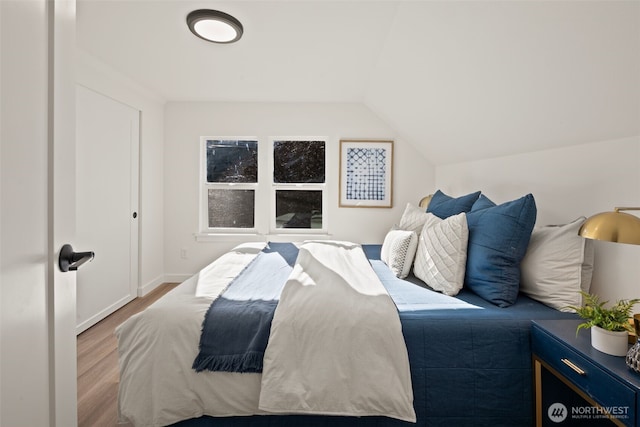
[59,244,95,272]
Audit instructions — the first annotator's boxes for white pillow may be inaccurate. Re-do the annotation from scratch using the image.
[397,203,431,234]
[520,217,594,312]
[413,212,469,296]
[381,230,419,279]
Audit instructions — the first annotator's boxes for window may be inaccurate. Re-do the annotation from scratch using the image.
[275,190,323,229]
[271,139,326,232]
[200,138,258,231]
[207,189,255,228]
[273,140,325,184]
[199,137,327,235]
[205,139,257,184]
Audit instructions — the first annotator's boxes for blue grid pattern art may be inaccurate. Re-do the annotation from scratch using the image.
[345,147,387,200]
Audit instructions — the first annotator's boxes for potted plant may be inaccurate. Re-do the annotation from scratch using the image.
[569,292,640,357]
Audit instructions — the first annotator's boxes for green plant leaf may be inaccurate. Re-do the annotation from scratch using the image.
[569,291,639,334]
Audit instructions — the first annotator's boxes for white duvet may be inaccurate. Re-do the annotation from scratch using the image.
[116,241,415,426]
[260,241,415,421]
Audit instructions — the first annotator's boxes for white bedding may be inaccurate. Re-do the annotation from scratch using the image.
[260,241,416,422]
[117,243,267,426]
[116,241,415,426]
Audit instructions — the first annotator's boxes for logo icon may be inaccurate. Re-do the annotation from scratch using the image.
[548,403,568,423]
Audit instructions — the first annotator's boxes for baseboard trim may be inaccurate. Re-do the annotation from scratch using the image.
[137,274,194,298]
[76,294,135,335]
[163,273,192,284]
[138,274,165,297]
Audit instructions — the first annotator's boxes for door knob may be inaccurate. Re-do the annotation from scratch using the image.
[59,244,95,272]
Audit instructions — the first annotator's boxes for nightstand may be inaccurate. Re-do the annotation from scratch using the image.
[532,319,640,426]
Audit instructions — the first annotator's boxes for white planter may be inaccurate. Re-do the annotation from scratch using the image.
[591,326,629,357]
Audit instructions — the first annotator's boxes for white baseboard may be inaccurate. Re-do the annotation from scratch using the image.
[76,294,134,335]
[137,274,166,297]
[137,273,194,298]
[77,274,195,334]
[163,273,192,284]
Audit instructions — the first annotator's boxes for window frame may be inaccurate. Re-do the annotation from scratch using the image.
[198,136,329,237]
[199,136,259,235]
[268,137,328,235]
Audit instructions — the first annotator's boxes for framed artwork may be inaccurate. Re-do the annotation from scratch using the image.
[339,139,393,208]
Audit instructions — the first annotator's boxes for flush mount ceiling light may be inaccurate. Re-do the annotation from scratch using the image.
[186,9,243,44]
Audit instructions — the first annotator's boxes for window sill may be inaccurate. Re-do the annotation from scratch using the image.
[194,232,332,243]
[195,233,264,243]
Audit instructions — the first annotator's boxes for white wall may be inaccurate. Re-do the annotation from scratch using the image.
[436,136,640,303]
[76,50,165,295]
[164,102,434,279]
[364,1,639,166]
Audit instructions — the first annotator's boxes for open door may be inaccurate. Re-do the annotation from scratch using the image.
[1,1,78,426]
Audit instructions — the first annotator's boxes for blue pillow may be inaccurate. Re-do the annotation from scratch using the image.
[464,193,537,307]
[427,190,481,219]
[469,193,494,211]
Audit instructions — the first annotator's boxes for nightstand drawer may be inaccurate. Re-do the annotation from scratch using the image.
[533,326,636,415]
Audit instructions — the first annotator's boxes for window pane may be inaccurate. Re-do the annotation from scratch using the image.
[206,140,258,183]
[275,190,322,229]
[273,140,325,183]
[208,189,254,228]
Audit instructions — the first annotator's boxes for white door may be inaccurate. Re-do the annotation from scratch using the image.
[1,0,78,426]
[75,86,139,333]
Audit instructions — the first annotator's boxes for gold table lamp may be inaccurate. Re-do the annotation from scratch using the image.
[578,207,640,245]
[578,207,640,352]
[418,194,433,209]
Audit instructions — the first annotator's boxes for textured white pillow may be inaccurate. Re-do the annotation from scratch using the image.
[381,230,419,279]
[413,212,469,296]
[520,217,594,312]
[397,203,431,234]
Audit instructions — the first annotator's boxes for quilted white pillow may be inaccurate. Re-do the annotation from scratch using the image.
[397,203,431,234]
[520,217,594,312]
[413,212,469,296]
[381,230,419,279]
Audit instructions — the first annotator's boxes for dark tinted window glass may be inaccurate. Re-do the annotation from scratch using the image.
[275,190,322,229]
[206,140,258,183]
[273,140,325,183]
[208,189,254,228]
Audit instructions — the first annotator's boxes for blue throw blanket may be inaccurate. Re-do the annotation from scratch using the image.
[192,242,299,373]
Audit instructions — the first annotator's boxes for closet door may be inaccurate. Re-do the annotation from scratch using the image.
[75,85,139,333]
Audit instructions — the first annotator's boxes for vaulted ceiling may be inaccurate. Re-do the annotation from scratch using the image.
[77,0,640,165]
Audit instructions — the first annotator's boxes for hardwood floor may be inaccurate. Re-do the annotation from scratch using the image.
[77,283,178,427]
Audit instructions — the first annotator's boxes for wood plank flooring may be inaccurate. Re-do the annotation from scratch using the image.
[77,283,178,427]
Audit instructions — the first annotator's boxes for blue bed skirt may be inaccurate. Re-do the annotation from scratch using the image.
[171,245,576,427]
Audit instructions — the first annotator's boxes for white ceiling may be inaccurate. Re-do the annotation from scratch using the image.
[77,0,640,165]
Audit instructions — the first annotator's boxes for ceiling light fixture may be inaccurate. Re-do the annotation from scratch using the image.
[186,9,243,44]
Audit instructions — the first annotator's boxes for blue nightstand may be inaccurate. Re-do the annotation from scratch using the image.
[532,319,640,426]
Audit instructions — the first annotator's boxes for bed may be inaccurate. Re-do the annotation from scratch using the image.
[117,191,590,427]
